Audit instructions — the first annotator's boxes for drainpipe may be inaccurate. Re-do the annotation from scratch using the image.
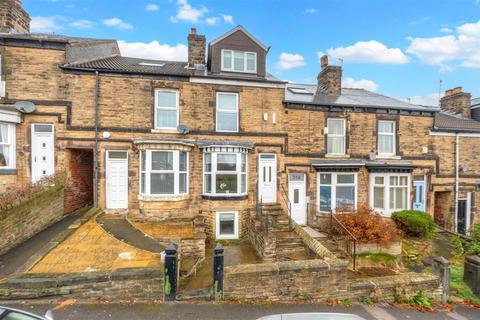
[94,71,100,207]
[454,133,459,232]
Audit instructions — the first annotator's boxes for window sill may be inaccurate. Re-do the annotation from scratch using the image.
[202,194,248,201]
[376,155,401,160]
[325,154,350,158]
[151,128,179,134]
[216,235,239,240]
[0,168,17,175]
[138,194,189,202]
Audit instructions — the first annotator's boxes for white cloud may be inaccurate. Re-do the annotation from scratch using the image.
[30,16,63,33]
[103,17,133,30]
[276,52,305,71]
[405,93,439,106]
[342,77,379,92]
[221,14,234,24]
[326,40,409,64]
[146,4,159,12]
[205,17,219,26]
[118,40,188,61]
[440,27,453,33]
[304,8,317,14]
[171,0,207,23]
[70,19,94,29]
[407,19,480,69]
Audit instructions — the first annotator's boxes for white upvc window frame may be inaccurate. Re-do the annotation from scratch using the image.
[216,211,239,240]
[139,149,188,197]
[317,172,357,213]
[326,118,346,155]
[377,120,396,157]
[0,122,15,170]
[203,151,247,197]
[369,173,410,217]
[221,49,257,73]
[216,92,239,133]
[154,89,179,130]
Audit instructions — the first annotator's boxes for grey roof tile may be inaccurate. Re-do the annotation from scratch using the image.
[434,111,480,132]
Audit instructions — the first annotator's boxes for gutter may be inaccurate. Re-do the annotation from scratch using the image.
[94,71,100,207]
[455,133,459,233]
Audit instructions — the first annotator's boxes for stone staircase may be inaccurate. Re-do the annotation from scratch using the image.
[259,204,310,261]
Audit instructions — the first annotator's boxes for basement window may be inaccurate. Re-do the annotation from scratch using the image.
[216,211,239,239]
[140,150,188,196]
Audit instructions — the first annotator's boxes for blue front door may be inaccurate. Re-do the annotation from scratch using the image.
[413,178,425,212]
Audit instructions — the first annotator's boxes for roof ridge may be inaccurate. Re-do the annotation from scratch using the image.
[66,54,120,67]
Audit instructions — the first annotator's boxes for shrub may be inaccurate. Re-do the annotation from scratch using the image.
[334,205,401,244]
[466,223,480,257]
[391,210,435,238]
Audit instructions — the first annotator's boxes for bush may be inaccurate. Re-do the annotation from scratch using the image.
[391,210,435,238]
[334,205,401,244]
[466,223,480,257]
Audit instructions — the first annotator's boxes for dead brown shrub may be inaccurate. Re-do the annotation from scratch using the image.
[334,204,402,244]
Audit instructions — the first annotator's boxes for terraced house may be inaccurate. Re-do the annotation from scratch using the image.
[0,0,479,262]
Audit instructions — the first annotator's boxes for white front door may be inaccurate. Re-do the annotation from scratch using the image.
[31,124,55,183]
[106,151,129,209]
[289,173,307,225]
[258,153,277,203]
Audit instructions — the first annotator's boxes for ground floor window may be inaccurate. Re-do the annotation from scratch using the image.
[0,122,15,169]
[216,211,239,239]
[140,149,188,196]
[370,173,409,216]
[317,172,357,212]
[204,151,247,196]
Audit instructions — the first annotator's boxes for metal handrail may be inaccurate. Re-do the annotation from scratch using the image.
[279,184,293,231]
[255,184,268,233]
[329,210,357,270]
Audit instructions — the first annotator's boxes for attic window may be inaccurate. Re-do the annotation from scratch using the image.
[221,50,256,73]
[139,62,165,67]
[288,87,312,95]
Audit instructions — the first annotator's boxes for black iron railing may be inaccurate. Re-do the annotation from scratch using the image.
[328,210,357,270]
[255,185,268,233]
[280,184,293,231]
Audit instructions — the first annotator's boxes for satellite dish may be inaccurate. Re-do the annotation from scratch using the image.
[15,101,36,113]
[177,124,190,134]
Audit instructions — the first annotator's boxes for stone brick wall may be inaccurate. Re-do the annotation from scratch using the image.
[246,211,276,261]
[0,185,65,255]
[224,259,441,302]
[64,148,93,213]
[0,268,163,301]
[0,0,30,33]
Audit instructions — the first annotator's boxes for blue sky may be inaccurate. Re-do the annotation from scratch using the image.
[25,0,480,106]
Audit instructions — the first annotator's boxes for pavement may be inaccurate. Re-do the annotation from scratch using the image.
[1,301,479,320]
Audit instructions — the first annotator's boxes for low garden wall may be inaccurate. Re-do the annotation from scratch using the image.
[247,211,276,261]
[356,240,402,255]
[0,268,163,301]
[0,185,65,255]
[224,259,442,302]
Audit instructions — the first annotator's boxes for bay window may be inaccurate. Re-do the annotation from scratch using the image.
[370,173,409,216]
[216,92,239,132]
[378,120,395,156]
[221,49,257,73]
[318,172,357,212]
[0,122,15,169]
[204,152,247,196]
[140,150,188,196]
[155,89,179,129]
[327,118,346,155]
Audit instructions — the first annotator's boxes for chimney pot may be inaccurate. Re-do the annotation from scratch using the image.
[320,55,329,69]
[190,27,196,35]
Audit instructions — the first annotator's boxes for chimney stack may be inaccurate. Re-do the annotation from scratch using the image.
[317,55,342,96]
[0,0,30,33]
[187,27,206,68]
[440,87,472,118]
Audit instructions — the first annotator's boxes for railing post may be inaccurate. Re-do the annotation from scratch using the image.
[329,210,333,235]
[433,256,450,303]
[213,243,224,301]
[353,238,357,271]
[164,244,177,301]
[288,202,292,231]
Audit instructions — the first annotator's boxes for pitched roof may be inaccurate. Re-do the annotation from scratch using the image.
[63,56,190,77]
[434,111,480,133]
[209,25,269,51]
[0,32,114,43]
[285,83,437,112]
[472,97,480,108]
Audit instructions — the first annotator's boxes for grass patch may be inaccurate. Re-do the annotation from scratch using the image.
[450,264,480,306]
[358,252,397,263]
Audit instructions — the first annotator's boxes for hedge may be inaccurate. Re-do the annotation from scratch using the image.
[391,210,435,238]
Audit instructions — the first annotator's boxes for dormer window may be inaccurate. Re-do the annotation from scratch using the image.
[221,50,257,73]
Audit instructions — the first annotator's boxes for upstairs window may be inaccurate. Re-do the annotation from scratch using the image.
[378,120,396,156]
[327,118,346,155]
[0,122,15,169]
[140,150,188,196]
[216,92,239,132]
[155,89,179,129]
[221,50,257,73]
